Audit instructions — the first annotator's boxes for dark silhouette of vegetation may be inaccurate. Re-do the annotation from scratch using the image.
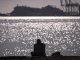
[51,52,63,57]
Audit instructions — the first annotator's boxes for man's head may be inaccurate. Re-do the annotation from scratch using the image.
[37,39,41,43]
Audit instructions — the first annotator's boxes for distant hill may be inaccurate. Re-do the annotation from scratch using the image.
[10,5,65,16]
[0,5,80,16]
[0,13,8,16]
[41,5,65,16]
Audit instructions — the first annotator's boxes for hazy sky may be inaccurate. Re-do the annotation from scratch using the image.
[0,0,80,13]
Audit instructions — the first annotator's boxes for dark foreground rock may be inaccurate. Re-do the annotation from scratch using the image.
[0,56,80,60]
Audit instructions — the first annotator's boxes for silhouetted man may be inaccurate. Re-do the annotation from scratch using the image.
[31,39,46,57]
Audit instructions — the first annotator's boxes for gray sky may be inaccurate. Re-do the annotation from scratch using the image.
[0,0,80,13]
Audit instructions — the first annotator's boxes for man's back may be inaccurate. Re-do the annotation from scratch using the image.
[34,43,45,56]
[31,39,46,56]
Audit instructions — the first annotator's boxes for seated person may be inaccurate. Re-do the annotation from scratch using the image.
[31,39,46,57]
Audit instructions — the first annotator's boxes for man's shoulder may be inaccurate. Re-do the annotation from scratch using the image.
[34,43,45,46]
[41,43,45,46]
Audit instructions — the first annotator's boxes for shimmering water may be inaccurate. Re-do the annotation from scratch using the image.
[0,19,80,56]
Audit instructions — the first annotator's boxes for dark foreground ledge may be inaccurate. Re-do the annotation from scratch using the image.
[0,56,80,60]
